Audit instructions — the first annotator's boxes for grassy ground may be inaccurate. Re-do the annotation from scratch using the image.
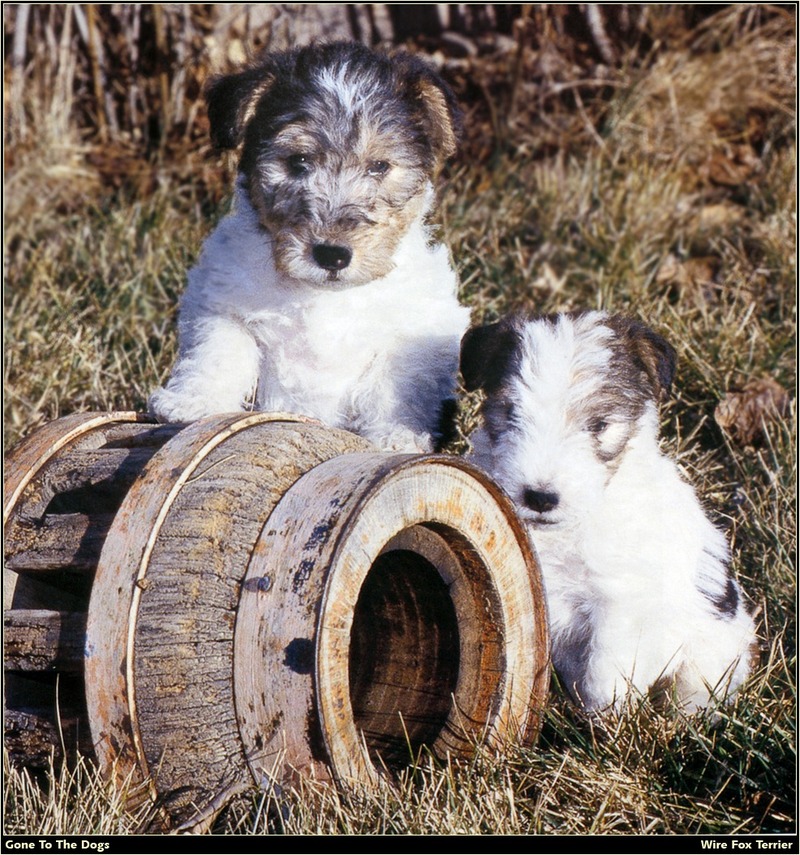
[3,6,795,838]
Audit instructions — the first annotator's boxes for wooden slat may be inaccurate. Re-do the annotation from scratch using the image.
[41,448,156,503]
[3,412,145,527]
[2,412,155,612]
[5,448,158,523]
[4,609,86,672]
[4,707,92,768]
[5,513,113,572]
[98,422,184,448]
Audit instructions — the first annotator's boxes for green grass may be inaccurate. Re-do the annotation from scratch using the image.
[3,7,795,837]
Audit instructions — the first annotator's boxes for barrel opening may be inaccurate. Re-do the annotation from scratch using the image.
[348,549,460,771]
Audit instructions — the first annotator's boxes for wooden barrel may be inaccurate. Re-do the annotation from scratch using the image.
[4,412,180,768]
[4,412,549,827]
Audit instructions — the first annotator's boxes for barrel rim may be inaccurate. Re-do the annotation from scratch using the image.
[313,452,551,784]
[3,411,151,527]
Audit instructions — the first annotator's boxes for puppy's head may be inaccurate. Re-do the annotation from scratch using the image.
[206,41,461,288]
[461,311,676,528]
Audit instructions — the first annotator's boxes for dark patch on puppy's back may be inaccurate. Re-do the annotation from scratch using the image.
[703,577,741,619]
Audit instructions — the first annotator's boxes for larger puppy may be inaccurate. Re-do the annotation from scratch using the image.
[150,42,470,452]
[461,310,757,711]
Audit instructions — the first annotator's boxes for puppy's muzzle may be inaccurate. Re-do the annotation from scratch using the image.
[313,243,352,271]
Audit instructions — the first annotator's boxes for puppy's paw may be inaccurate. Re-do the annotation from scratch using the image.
[370,426,433,454]
[148,386,224,423]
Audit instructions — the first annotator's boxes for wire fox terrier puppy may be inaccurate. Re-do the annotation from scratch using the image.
[149,42,470,452]
[461,310,757,712]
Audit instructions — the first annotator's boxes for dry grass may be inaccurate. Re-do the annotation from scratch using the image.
[2,752,154,836]
[3,4,796,839]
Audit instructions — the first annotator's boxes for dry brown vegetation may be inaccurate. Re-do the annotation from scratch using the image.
[3,3,796,838]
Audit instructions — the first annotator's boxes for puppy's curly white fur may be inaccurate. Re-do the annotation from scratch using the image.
[149,42,470,452]
[461,310,758,712]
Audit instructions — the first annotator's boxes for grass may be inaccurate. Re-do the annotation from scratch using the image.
[3,753,151,836]
[3,5,796,839]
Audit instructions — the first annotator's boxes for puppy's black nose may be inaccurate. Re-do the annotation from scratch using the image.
[312,244,352,271]
[523,488,560,513]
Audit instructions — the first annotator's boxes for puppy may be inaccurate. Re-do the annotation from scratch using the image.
[461,310,758,711]
[149,42,470,452]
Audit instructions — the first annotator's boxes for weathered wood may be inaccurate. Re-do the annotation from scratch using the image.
[40,448,156,510]
[95,422,184,448]
[4,609,86,671]
[3,412,164,780]
[4,568,94,612]
[5,409,550,831]
[5,513,113,572]
[135,423,372,817]
[3,412,151,527]
[4,706,93,768]
[85,412,370,821]
[348,539,461,767]
[3,412,156,611]
[234,453,550,788]
[6,447,159,523]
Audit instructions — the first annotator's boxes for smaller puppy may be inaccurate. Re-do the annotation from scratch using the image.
[149,42,470,452]
[461,310,757,712]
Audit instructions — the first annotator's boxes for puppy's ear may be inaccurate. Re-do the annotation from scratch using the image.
[206,64,277,150]
[415,73,461,165]
[608,317,677,402]
[460,320,521,393]
[395,55,461,169]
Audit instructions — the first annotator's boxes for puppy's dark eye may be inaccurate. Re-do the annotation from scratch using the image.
[367,160,390,177]
[587,418,608,435]
[287,154,313,176]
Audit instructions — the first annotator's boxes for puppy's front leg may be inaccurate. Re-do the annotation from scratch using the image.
[350,376,435,453]
[356,338,460,453]
[149,315,260,423]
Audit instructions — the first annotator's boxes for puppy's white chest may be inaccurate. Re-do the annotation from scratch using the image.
[252,303,381,412]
